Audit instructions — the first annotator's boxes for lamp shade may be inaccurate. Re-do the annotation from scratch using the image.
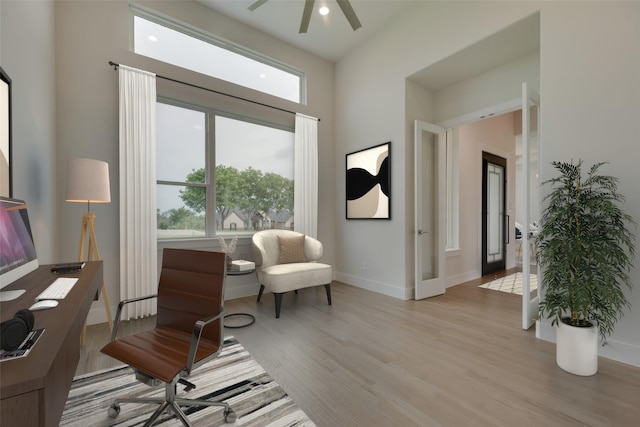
[65,158,111,203]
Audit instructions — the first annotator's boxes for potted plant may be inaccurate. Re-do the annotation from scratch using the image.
[536,160,636,376]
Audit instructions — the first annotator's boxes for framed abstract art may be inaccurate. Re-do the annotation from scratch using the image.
[345,142,390,219]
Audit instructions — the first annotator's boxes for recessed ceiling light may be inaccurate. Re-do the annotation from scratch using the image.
[319,6,329,16]
[148,35,158,42]
[259,73,267,79]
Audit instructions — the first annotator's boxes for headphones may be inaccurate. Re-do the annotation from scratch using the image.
[1,309,35,351]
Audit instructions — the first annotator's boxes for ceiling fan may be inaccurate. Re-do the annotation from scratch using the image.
[248,0,362,34]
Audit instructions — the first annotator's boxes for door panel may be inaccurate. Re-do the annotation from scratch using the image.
[522,82,540,330]
[414,121,446,300]
[482,152,506,275]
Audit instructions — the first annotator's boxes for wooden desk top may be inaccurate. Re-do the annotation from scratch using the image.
[0,261,103,399]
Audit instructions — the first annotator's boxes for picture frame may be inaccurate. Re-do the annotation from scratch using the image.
[345,142,390,219]
[1,66,11,197]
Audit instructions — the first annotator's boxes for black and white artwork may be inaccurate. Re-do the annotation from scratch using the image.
[346,142,390,219]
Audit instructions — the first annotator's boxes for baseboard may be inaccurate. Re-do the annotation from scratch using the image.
[335,272,410,300]
[86,303,111,326]
[445,270,479,288]
[334,269,479,300]
[537,320,640,368]
[225,282,260,300]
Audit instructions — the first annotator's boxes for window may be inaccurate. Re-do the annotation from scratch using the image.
[156,100,294,240]
[132,8,304,103]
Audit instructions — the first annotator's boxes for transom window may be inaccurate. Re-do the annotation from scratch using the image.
[132,7,304,103]
[156,100,294,240]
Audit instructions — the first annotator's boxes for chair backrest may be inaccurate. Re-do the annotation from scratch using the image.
[252,229,323,270]
[156,248,226,344]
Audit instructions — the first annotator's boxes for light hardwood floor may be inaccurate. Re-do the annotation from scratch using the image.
[79,273,640,426]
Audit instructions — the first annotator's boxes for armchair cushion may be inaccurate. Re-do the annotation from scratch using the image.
[278,234,307,264]
[260,262,332,294]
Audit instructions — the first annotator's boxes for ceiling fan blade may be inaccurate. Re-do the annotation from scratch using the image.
[248,0,269,12]
[336,0,362,31]
[299,0,316,33]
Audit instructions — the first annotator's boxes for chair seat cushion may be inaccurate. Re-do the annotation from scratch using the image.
[101,326,220,383]
[260,262,332,293]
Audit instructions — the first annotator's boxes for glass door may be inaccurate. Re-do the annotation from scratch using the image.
[521,82,540,330]
[414,120,446,299]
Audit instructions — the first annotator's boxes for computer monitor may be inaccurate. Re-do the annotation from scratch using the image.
[0,196,39,301]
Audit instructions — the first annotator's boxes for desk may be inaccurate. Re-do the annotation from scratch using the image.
[0,262,103,426]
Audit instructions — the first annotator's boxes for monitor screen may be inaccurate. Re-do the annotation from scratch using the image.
[0,197,38,300]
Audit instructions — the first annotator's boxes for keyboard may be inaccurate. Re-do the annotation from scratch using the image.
[35,277,79,301]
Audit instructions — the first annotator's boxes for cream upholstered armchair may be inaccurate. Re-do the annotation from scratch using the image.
[251,230,332,318]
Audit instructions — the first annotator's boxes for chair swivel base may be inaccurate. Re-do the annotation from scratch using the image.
[107,380,236,426]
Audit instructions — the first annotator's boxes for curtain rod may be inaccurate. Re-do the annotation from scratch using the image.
[108,61,319,122]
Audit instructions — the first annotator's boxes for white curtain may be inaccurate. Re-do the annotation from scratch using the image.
[118,65,157,320]
[293,113,319,238]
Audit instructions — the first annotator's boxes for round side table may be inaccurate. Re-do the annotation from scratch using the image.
[224,268,256,329]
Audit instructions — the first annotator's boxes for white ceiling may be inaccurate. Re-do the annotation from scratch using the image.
[196,0,416,62]
[196,1,539,91]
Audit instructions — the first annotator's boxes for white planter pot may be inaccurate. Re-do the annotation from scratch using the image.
[556,320,598,376]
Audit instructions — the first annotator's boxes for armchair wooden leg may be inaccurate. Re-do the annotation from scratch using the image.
[274,293,283,318]
[325,284,332,305]
[257,284,265,302]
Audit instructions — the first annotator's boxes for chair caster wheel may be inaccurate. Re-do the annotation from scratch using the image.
[224,408,237,423]
[108,403,121,418]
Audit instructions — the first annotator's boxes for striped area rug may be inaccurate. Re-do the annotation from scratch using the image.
[479,272,538,295]
[61,337,315,426]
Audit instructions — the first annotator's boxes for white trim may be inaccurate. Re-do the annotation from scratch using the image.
[439,98,521,129]
[537,321,640,368]
[335,272,411,300]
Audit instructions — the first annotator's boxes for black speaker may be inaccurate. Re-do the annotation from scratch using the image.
[1,309,35,351]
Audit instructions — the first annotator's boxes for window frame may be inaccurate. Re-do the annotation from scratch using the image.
[156,96,295,242]
[131,3,306,104]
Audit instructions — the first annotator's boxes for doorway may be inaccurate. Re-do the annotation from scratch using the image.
[481,151,507,275]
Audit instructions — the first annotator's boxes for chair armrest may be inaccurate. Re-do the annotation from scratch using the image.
[110,294,158,342]
[186,306,225,374]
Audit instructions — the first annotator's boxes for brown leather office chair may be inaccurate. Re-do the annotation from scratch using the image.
[101,248,236,426]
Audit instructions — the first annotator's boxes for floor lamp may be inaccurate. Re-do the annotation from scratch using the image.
[66,158,114,343]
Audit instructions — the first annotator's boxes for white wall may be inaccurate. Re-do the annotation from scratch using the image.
[1,1,57,262]
[335,2,539,297]
[336,1,640,367]
[537,2,640,366]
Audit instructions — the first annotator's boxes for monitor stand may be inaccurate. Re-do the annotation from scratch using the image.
[0,289,26,302]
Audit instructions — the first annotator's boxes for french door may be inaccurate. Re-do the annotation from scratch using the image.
[521,82,540,330]
[414,120,446,300]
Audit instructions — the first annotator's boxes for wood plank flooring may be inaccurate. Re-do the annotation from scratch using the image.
[78,273,640,426]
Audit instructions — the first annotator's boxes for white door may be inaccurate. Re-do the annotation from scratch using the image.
[415,120,446,299]
[521,82,540,329]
